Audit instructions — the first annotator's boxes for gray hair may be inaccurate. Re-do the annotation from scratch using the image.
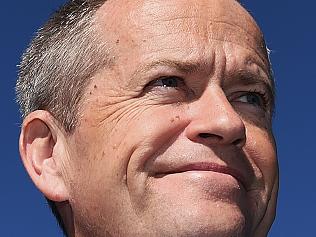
[16,0,108,133]
[16,1,108,236]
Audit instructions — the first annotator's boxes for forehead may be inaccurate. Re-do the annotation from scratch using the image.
[95,0,269,73]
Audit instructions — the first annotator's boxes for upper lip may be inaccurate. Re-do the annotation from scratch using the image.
[155,162,248,190]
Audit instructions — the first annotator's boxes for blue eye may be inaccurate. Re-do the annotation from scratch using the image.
[144,76,190,101]
[150,76,184,88]
[237,92,264,107]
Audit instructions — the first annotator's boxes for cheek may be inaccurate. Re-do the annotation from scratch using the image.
[66,127,135,230]
[245,126,278,190]
[121,105,190,203]
[68,103,190,204]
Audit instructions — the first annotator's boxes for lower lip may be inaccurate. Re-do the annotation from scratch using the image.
[154,171,245,199]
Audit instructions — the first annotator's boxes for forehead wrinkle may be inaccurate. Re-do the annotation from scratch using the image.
[244,55,272,81]
[206,21,268,65]
[126,4,269,67]
[129,0,261,35]
[204,36,269,69]
[207,20,265,49]
[129,21,269,70]
[209,19,256,36]
[96,0,272,88]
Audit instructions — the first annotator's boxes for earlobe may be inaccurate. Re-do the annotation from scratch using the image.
[19,110,69,202]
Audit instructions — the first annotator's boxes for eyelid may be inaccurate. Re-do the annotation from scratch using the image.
[147,76,185,86]
[231,90,271,111]
[142,75,194,103]
[144,76,189,94]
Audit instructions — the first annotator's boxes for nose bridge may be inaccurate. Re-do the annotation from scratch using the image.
[206,87,239,127]
[186,85,246,147]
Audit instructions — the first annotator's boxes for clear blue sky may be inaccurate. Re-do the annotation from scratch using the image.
[1,1,315,236]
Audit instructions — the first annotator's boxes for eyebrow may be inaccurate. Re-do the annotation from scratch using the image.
[131,59,205,79]
[228,68,273,88]
[227,69,275,111]
[126,59,205,89]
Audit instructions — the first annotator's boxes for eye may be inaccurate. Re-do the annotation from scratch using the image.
[149,76,184,88]
[144,76,190,102]
[235,92,266,108]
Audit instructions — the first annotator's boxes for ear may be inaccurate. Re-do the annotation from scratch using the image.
[19,110,70,202]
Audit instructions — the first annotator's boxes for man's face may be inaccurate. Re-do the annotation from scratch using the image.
[63,0,278,236]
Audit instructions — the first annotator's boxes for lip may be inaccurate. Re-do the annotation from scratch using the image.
[155,162,247,190]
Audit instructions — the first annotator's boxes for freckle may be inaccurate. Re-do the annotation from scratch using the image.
[142,39,147,42]
[89,91,92,95]
[94,85,97,89]
[116,39,120,44]
[170,118,175,123]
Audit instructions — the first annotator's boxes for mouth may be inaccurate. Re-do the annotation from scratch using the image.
[155,162,247,191]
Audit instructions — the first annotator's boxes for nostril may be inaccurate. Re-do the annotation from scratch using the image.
[199,133,212,138]
[232,138,244,147]
[198,133,222,140]
[198,133,245,147]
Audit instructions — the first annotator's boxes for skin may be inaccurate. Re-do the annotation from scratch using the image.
[19,0,278,236]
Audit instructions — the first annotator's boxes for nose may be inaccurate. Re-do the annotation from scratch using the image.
[185,86,246,148]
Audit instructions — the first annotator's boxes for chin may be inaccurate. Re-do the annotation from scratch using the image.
[142,173,253,236]
[178,204,248,237]
[142,197,251,237]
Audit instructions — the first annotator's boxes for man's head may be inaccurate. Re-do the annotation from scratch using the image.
[17,0,278,236]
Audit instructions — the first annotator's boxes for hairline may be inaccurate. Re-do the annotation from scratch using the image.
[16,0,110,134]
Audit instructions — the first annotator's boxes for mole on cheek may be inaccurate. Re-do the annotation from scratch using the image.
[170,116,181,123]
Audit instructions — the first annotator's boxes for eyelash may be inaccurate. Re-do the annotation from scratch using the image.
[237,89,270,110]
[147,76,185,88]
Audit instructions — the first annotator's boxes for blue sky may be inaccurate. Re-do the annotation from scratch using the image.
[1,1,315,236]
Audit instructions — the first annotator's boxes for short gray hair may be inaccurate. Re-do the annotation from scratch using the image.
[16,1,108,236]
[16,0,108,133]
